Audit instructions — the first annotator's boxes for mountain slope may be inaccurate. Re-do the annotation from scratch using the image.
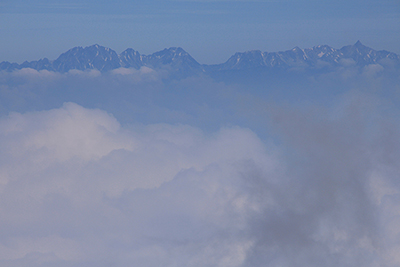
[1,42,399,76]
[53,44,121,72]
[207,41,400,72]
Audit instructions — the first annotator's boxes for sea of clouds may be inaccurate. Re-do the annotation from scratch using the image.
[0,66,400,266]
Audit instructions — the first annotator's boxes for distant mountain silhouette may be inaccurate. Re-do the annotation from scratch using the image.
[1,42,399,77]
[207,41,399,72]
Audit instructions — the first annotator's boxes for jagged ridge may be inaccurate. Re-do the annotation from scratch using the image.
[209,41,399,71]
[1,41,399,75]
[0,45,203,75]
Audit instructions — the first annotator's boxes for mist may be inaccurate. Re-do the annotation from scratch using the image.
[0,64,400,266]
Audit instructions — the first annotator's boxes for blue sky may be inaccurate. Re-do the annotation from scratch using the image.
[1,0,399,64]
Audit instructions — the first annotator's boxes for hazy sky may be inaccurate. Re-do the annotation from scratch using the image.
[2,1,400,267]
[1,0,399,63]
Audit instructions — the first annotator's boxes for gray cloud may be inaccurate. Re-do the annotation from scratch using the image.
[1,64,400,266]
[0,92,399,266]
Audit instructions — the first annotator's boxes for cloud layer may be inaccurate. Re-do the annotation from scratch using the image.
[0,103,276,266]
[1,64,400,266]
[0,97,399,266]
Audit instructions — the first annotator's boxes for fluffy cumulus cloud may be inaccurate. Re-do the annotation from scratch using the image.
[0,97,399,267]
[0,102,276,267]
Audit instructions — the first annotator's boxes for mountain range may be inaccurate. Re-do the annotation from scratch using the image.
[1,41,399,77]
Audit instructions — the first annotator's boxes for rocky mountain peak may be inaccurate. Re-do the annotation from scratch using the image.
[1,42,399,75]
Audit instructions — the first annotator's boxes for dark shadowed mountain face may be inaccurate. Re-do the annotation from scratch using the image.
[209,41,400,72]
[141,47,204,78]
[339,40,399,66]
[53,44,121,72]
[119,48,143,69]
[1,41,399,78]
[143,47,203,73]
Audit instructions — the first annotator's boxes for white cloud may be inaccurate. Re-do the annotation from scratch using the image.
[363,64,384,77]
[0,102,130,162]
[0,103,280,266]
[0,78,400,266]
